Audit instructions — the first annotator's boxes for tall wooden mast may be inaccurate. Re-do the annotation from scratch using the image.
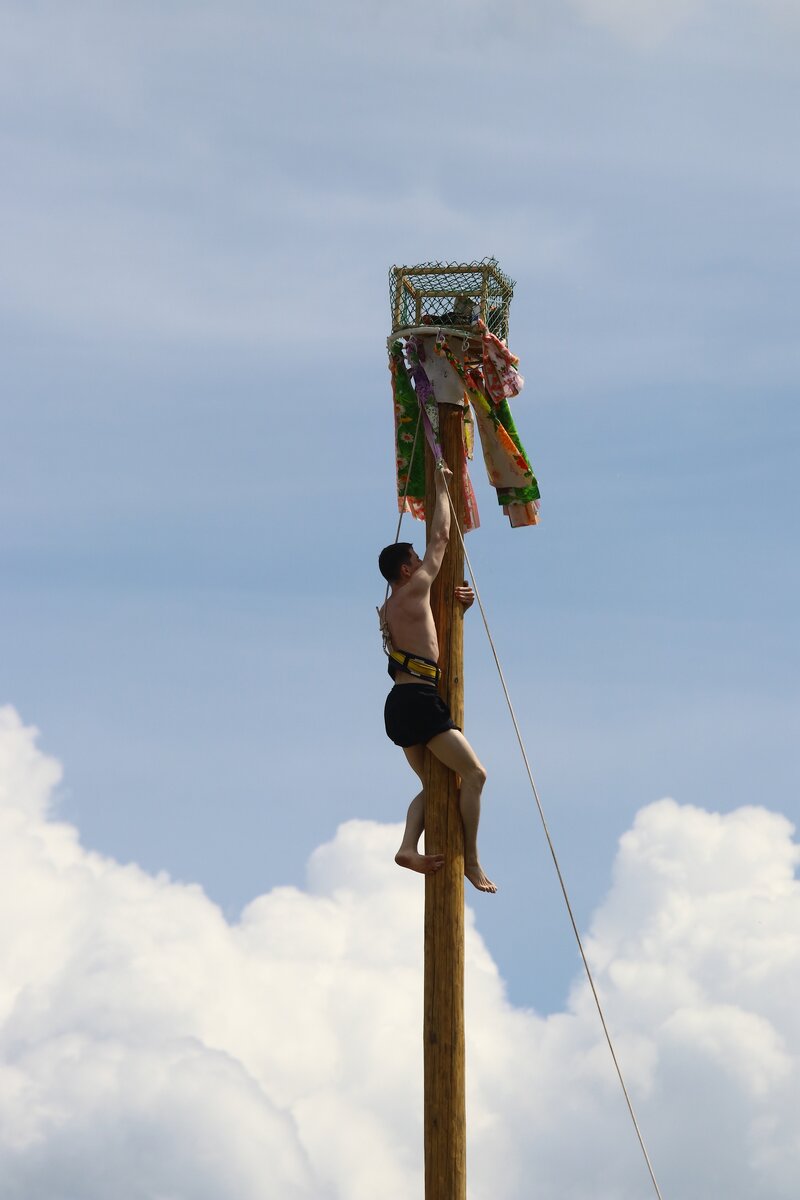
[388,259,523,1200]
[423,402,467,1200]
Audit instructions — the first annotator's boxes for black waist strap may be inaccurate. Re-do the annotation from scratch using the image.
[388,649,441,684]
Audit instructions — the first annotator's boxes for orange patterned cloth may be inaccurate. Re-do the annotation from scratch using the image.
[432,332,540,528]
[477,320,525,404]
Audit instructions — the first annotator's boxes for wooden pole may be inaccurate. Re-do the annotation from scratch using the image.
[423,402,467,1200]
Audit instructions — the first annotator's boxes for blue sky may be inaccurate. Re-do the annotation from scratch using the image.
[2,0,798,1059]
[2,4,800,1197]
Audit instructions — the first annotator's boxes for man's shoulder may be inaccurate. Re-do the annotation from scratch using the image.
[392,580,430,610]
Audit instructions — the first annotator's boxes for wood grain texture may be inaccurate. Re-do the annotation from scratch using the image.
[423,404,466,1200]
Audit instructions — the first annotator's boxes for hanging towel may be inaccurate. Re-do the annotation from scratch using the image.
[432,333,540,527]
[389,326,539,530]
[389,341,425,520]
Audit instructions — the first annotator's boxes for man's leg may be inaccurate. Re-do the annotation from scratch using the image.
[426,729,496,893]
[395,744,445,876]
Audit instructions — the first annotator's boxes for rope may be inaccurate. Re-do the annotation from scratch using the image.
[439,470,666,1200]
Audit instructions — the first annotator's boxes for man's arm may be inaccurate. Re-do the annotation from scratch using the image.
[413,463,452,588]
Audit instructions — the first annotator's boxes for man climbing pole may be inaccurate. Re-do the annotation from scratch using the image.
[378,461,497,894]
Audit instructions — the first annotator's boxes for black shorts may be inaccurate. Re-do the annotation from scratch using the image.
[384,683,458,748]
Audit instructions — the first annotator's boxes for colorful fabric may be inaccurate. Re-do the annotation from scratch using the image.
[477,319,525,404]
[405,338,444,465]
[419,332,468,407]
[388,325,539,532]
[461,446,480,532]
[463,401,474,461]
[433,333,540,527]
[413,332,479,530]
[389,341,425,520]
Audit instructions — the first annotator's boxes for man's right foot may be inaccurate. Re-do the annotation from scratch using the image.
[395,849,445,875]
[465,858,497,893]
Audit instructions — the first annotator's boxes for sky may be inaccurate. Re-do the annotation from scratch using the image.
[1,1,799,1197]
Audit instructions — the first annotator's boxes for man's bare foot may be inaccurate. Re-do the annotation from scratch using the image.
[465,858,497,893]
[395,849,445,875]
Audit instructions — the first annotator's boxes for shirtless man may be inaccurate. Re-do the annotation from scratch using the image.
[378,462,496,894]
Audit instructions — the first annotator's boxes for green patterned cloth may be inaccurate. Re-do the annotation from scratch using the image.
[389,342,425,519]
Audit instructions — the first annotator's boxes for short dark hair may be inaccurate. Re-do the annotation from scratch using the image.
[378,542,413,583]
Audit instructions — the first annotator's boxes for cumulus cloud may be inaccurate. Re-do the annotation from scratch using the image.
[1,704,799,1199]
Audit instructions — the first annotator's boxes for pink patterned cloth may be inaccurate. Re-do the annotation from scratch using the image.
[461,449,480,532]
[432,331,540,528]
[477,320,525,404]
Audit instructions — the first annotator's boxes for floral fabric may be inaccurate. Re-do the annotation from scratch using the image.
[433,333,540,527]
[477,319,525,403]
[388,324,539,531]
[389,341,425,520]
[405,338,444,466]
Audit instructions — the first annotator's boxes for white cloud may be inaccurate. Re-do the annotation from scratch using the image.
[1,705,800,1198]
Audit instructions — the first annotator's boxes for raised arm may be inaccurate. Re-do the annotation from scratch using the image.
[413,463,452,588]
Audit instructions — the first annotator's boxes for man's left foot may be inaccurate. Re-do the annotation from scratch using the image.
[396,849,445,875]
[465,858,497,893]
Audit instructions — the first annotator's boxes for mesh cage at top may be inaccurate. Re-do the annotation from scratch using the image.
[389,258,515,343]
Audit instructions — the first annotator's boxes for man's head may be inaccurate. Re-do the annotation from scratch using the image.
[378,542,419,584]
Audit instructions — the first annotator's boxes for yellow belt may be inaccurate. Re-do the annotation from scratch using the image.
[388,649,441,684]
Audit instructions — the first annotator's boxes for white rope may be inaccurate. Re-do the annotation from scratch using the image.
[439,471,666,1200]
